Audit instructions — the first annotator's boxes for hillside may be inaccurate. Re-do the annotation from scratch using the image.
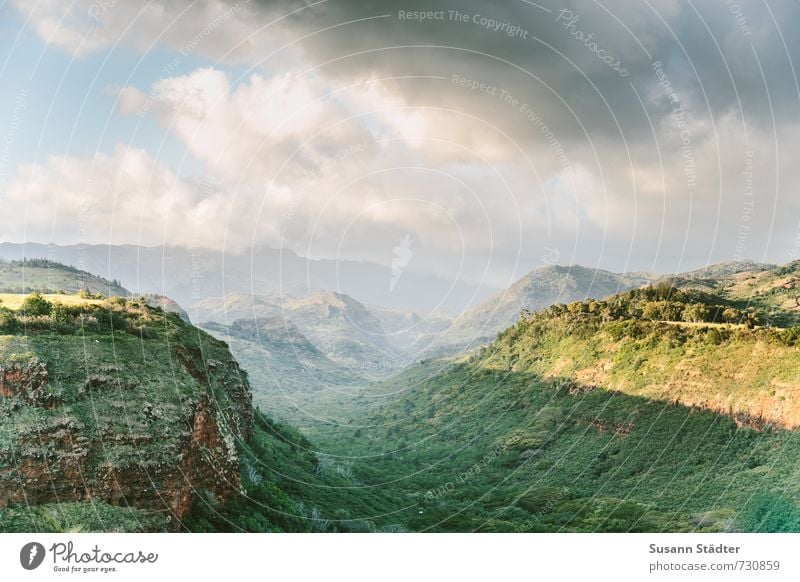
[430,265,655,354]
[666,260,800,328]
[669,260,774,281]
[311,284,800,532]
[201,317,368,426]
[0,293,251,531]
[143,293,192,323]
[0,291,396,532]
[0,259,128,296]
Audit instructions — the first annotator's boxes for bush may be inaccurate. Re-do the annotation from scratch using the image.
[779,327,800,347]
[20,292,52,316]
[91,306,128,333]
[518,486,568,514]
[736,491,800,532]
[0,308,18,333]
[51,302,73,324]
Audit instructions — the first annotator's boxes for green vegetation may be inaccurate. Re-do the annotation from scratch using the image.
[537,283,758,327]
[6,260,800,533]
[184,410,401,532]
[0,502,169,533]
[0,293,239,477]
[432,265,656,354]
[0,290,395,533]
[659,260,800,328]
[309,285,800,532]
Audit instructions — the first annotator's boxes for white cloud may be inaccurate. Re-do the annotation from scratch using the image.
[13,0,275,61]
[1,145,241,249]
[10,0,800,278]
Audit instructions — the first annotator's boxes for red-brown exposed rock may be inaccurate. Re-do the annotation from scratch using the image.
[0,343,253,527]
[0,358,59,408]
[0,394,242,525]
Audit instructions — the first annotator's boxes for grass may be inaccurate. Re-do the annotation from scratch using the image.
[0,259,127,296]
[313,355,800,532]
[308,289,800,532]
[0,292,397,533]
[0,293,104,310]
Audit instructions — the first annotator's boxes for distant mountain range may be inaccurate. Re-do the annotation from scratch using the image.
[3,243,790,428]
[0,242,496,314]
[428,265,659,354]
[194,290,401,375]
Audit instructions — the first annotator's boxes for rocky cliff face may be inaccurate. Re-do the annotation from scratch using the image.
[0,301,254,526]
[0,358,57,408]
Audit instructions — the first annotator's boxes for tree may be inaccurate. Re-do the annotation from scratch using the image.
[662,302,683,321]
[21,292,52,316]
[722,308,740,324]
[641,302,663,321]
[681,304,708,323]
[566,301,586,315]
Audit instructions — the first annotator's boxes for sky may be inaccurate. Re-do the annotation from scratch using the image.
[1,0,800,291]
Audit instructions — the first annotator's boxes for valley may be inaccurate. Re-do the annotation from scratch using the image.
[2,255,800,532]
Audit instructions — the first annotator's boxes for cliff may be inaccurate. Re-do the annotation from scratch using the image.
[0,296,252,526]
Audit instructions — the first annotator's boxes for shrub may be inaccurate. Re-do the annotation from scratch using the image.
[681,304,708,323]
[20,292,52,316]
[779,327,800,347]
[0,307,18,333]
[518,486,569,514]
[107,296,127,307]
[736,491,800,532]
[51,302,71,324]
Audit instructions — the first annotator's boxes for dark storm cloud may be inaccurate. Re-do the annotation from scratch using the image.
[231,0,800,271]
[247,0,800,147]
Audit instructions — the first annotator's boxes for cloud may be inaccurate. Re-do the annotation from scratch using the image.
[1,145,237,249]
[10,0,800,278]
[111,68,530,275]
[12,0,277,61]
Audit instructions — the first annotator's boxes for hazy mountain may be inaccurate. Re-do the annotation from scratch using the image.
[194,290,404,378]
[429,265,656,354]
[0,242,496,314]
[201,317,367,422]
[191,292,282,323]
[367,305,454,354]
